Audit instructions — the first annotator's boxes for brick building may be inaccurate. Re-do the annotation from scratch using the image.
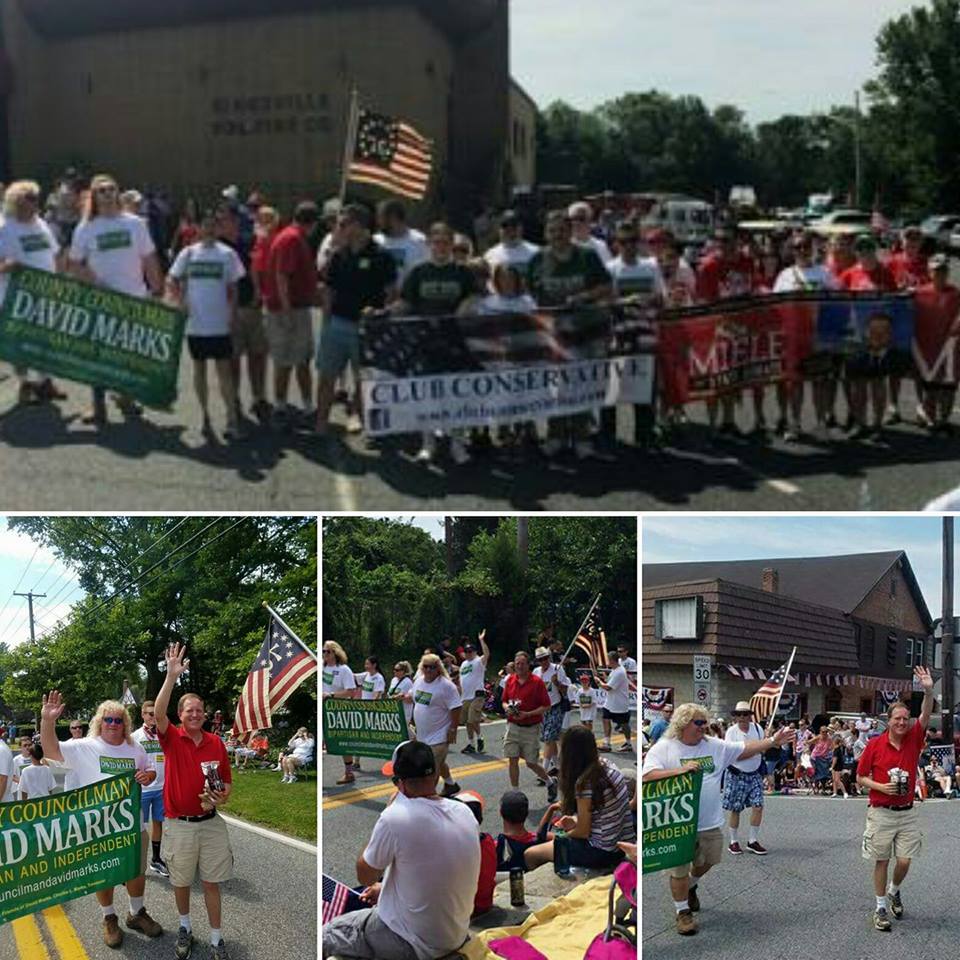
[643,551,933,721]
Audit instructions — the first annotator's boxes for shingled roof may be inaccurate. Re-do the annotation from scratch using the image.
[644,551,932,628]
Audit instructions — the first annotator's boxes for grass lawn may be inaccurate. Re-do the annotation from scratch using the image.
[225,766,317,842]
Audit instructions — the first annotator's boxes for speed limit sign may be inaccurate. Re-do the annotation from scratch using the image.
[693,655,712,683]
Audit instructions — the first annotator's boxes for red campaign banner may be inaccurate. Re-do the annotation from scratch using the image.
[912,286,960,384]
[658,297,816,405]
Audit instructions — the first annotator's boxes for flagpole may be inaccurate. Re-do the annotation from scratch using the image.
[263,601,316,661]
[338,86,360,204]
[765,646,797,735]
[561,593,602,665]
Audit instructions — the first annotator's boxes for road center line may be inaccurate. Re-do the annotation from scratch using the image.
[42,906,90,960]
[11,914,50,960]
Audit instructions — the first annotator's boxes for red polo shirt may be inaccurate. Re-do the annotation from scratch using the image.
[158,723,232,818]
[856,718,925,808]
[502,673,550,726]
[264,224,318,311]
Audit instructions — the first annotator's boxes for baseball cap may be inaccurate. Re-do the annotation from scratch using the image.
[391,740,436,780]
[463,642,476,652]
[452,789,485,825]
[854,233,877,253]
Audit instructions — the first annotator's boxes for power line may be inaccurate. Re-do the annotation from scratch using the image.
[0,545,40,645]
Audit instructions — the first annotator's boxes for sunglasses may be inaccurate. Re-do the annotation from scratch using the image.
[102,716,124,726]
[69,725,82,730]
[692,719,708,727]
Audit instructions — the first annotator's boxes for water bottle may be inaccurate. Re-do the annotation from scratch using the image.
[509,867,525,906]
[553,828,571,877]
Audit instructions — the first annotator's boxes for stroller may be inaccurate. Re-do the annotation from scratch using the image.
[488,860,637,960]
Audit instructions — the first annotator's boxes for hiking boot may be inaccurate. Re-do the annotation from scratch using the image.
[676,909,697,935]
[874,908,892,931]
[441,781,461,798]
[103,915,123,948]
[728,841,743,855]
[546,777,559,803]
[126,907,162,937]
[477,737,485,753]
[461,743,476,754]
[889,890,903,919]
[211,939,231,960]
[175,926,195,959]
[746,841,768,855]
[687,885,700,912]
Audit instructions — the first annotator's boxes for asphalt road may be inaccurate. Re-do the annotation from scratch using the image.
[643,795,960,960]
[321,715,638,888]
[0,817,317,960]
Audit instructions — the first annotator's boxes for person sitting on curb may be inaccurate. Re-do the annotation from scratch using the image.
[495,790,539,872]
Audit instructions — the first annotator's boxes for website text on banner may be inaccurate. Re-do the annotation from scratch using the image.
[657,290,917,405]
[642,769,701,876]
[0,774,142,925]
[322,697,407,760]
[360,302,656,436]
[0,265,186,407]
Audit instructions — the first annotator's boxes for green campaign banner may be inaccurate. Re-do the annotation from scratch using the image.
[642,769,702,875]
[0,774,142,924]
[322,697,407,760]
[0,265,186,407]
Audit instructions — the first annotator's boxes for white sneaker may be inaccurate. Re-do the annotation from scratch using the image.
[542,438,564,457]
[415,437,436,463]
[449,437,471,465]
[574,439,596,460]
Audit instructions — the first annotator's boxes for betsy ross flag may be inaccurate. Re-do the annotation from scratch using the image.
[574,608,609,667]
[322,874,364,925]
[232,609,317,742]
[348,109,433,200]
[750,661,790,724]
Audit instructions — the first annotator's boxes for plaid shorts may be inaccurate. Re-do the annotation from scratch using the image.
[721,769,764,812]
[540,702,564,743]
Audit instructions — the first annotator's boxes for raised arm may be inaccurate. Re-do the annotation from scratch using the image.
[478,629,490,665]
[40,690,66,763]
[915,665,934,730]
[155,642,190,735]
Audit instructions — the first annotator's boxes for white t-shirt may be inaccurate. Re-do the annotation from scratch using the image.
[773,264,838,293]
[322,663,357,696]
[358,671,386,701]
[642,735,745,831]
[479,293,537,314]
[375,229,428,282]
[18,763,55,799]
[0,216,60,300]
[387,676,415,724]
[411,675,462,746]
[577,234,613,263]
[13,752,32,780]
[290,736,315,764]
[0,741,14,802]
[620,656,638,672]
[363,791,480,960]
[724,721,764,773]
[131,725,165,793]
[534,663,571,708]
[484,240,540,272]
[577,686,598,721]
[604,665,631,714]
[458,655,487,700]
[607,257,667,301]
[69,213,156,297]
[168,241,245,337]
[60,735,149,791]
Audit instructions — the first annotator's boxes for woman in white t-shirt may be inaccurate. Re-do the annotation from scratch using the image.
[358,656,386,700]
[279,727,315,783]
[388,660,416,736]
[322,641,358,784]
[0,180,68,405]
[68,173,164,426]
[167,209,246,441]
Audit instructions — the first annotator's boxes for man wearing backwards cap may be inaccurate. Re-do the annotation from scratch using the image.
[322,741,480,960]
[722,702,769,856]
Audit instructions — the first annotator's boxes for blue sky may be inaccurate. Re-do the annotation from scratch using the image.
[643,516,952,616]
[512,0,917,123]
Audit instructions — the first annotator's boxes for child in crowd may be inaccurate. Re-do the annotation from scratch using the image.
[18,742,54,799]
[495,790,539,871]
[12,734,32,793]
[454,790,496,917]
[577,673,598,733]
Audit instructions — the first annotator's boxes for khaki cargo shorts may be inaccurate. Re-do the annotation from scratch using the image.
[670,827,724,879]
[462,696,484,725]
[265,308,314,368]
[503,722,541,764]
[429,742,450,768]
[861,805,923,861]
[232,306,269,356]
[161,814,234,888]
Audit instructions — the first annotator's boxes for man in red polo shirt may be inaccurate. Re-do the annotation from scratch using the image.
[155,643,234,960]
[264,201,319,426]
[502,651,557,802]
[856,665,933,933]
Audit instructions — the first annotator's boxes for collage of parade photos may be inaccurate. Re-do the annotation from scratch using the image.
[2,1,960,960]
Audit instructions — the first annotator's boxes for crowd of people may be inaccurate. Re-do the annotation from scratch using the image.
[321,634,638,960]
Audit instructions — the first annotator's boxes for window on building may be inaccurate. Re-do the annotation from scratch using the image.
[915,639,924,667]
[866,625,875,664]
[905,637,914,668]
[654,596,703,641]
[854,624,862,661]
[890,576,897,598]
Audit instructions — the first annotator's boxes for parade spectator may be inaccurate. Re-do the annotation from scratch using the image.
[459,631,490,754]
[374,199,428,282]
[523,725,636,871]
[495,789,538,871]
[68,173,163,425]
[280,727,315,783]
[917,254,959,432]
[576,673,599,733]
[723,702,769,855]
[810,727,834,792]
[452,789,497,917]
[650,230,696,307]
[832,734,852,798]
[502,650,557,802]
[568,201,612,263]
[856,666,933,932]
[263,200,318,426]
[17,741,54,799]
[595,651,633,753]
[40,691,161,948]
[322,641,358,784]
[483,209,540,276]
[171,198,201,257]
[480,262,537,315]
[155,644,234,960]
[167,208,246,440]
[132,700,169,878]
[69,719,85,738]
[321,740,480,960]
[642,702,795,936]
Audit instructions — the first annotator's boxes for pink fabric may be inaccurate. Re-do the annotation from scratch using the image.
[613,862,636,906]
[489,937,548,960]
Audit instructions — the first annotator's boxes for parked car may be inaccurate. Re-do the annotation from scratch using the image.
[811,209,872,229]
[920,214,960,251]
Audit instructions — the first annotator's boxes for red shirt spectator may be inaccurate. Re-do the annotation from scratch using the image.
[251,230,277,305]
[157,722,232,818]
[840,262,898,292]
[264,223,317,311]
[889,251,930,290]
[696,252,756,302]
[502,673,550,727]
[473,833,497,916]
[856,715,925,808]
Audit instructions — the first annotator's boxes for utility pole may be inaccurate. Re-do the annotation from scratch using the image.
[13,590,46,643]
[942,517,954,740]
[517,517,529,573]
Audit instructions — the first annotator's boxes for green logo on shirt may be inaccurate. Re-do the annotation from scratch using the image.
[414,690,433,706]
[141,739,163,755]
[362,679,376,693]
[687,756,716,774]
[99,756,136,773]
[187,261,225,280]
[96,231,133,252]
[20,234,51,253]
[420,280,463,301]
[322,669,335,687]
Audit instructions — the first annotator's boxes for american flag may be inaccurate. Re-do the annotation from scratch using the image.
[749,661,790,724]
[573,608,609,668]
[232,611,317,742]
[322,874,364,925]
[348,109,433,201]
